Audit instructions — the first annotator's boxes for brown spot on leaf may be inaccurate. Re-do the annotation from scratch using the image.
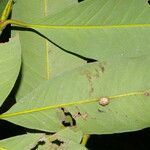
[145,92,150,96]
[73,107,88,120]
[80,62,106,97]
[95,68,100,78]
[73,111,88,120]
[81,69,94,97]
[99,63,106,73]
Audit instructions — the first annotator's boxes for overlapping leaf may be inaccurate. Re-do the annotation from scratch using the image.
[11,0,85,99]
[0,133,44,150]
[0,0,8,18]
[34,0,150,60]
[0,128,86,150]
[0,35,21,106]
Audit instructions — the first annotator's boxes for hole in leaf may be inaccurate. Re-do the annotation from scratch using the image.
[78,0,84,2]
[0,13,12,43]
[60,108,76,127]
[52,139,64,146]
[0,24,11,43]
[31,141,46,150]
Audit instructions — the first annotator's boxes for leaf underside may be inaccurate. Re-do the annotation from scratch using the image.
[1,57,150,134]
[0,0,150,139]
[0,35,21,106]
[11,0,85,99]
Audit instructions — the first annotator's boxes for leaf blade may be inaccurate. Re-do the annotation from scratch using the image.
[0,34,21,106]
[1,57,150,134]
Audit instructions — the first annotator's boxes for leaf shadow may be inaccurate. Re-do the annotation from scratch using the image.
[11,26,97,63]
[0,64,22,114]
[0,119,51,140]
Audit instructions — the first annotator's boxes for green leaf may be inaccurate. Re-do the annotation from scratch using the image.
[12,0,85,99]
[1,56,149,134]
[12,0,79,24]
[39,0,150,25]
[0,0,13,21]
[0,0,8,33]
[39,128,86,150]
[0,0,8,18]
[33,0,150,60]
[0,129,86,150]
[0,133,45,150]
[0,34,21,106]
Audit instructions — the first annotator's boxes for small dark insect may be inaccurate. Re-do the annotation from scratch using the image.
[99,97,109,106]
[148,0,150,5]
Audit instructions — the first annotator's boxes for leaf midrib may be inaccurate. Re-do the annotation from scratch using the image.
[0,90,148,119]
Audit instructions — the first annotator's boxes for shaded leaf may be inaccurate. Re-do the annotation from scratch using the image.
[38,128,86,150]
[0,133,45,150]
[0,129,86,150]
[12,0,85,99]
[0,34,21,106]
[0,0,8,18]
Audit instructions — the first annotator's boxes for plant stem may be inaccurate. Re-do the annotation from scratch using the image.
[0,0,14,21]
[81,134,90,146]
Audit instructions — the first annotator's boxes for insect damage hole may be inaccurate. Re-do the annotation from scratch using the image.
[60,108,76,127]
[52,139,64,146]
[99,97,110,106]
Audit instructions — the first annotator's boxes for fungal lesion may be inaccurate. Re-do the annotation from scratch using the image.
[80,62,106,97]
[73,111,88,120]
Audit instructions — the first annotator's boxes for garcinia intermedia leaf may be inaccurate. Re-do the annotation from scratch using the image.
[0,56,149,134]
[0,34,21,106]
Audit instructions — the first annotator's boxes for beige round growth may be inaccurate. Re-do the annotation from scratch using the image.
[99,97,109,106]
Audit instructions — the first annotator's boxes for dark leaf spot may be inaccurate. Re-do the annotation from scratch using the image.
[52,139,64,146]
[31,141,45,150]
[78,0,84,2]
[148,0,150,5]
[98,109,105,113]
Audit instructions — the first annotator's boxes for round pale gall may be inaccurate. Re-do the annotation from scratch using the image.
[99,97,109,106]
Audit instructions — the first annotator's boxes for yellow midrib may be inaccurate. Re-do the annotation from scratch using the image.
[2,19,150,30]
[0,91,148,119]
[44,0,50,80]
[30,23,150,29]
